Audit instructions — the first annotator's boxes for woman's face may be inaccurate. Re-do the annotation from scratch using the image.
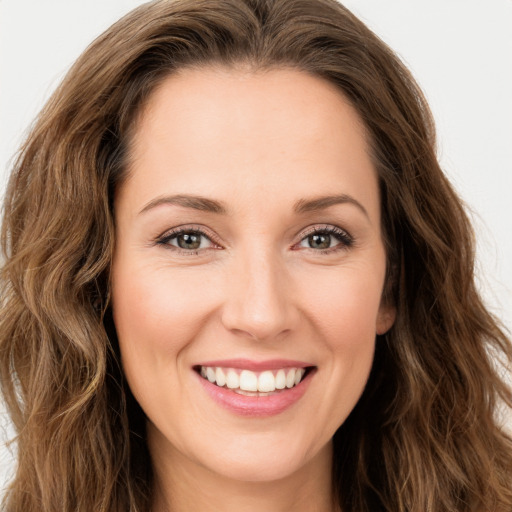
[112,67,395,483]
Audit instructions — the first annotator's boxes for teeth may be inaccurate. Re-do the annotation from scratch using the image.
[206,367,216,383]
[294,368,304,386]
[215,367,226,387]
[239,370,258,391]
[285,369,296,388]
[275,369,286,390]
[226,369,239,389]
[258,371,275,392]
[199,366,309,392]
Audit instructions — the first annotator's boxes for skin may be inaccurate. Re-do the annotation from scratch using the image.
[111,66,396,512]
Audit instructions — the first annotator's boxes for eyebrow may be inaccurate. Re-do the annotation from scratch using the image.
[293,194,369,218]
[139,194,228,215]
[139,193,369,218]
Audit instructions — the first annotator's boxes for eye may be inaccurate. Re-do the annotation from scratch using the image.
[156,224,353,255]
[297,226,353,253]
[157,227,217,253]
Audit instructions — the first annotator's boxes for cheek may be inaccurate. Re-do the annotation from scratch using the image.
[299,263,385,343]
[110,260,224,426]
[112,254,385,367]
[110,262,208,397]
[297,265,383,415]
[112,262,218,349]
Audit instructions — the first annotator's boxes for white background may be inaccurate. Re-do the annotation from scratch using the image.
[1,0,511,494]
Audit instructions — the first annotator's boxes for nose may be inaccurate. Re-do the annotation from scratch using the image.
[220,247,299,342]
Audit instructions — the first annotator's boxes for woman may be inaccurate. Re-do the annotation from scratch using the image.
[1,0,511,510]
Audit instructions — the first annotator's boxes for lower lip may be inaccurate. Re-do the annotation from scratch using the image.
[195,369,314,417]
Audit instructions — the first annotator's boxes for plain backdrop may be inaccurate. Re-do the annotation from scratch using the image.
[1,0,511,495]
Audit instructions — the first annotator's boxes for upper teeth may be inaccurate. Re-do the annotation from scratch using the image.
[200,366,307,393]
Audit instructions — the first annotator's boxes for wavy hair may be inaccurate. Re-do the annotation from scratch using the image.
[1,0,511,510]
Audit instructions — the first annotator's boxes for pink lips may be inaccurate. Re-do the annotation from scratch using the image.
[195,358,313,371]
[194,359,315,417]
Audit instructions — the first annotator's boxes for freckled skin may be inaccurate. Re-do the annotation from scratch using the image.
[112,67,396,512]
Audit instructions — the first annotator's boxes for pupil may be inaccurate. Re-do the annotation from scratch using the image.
[178,233,201,250]
[309,233,330,249]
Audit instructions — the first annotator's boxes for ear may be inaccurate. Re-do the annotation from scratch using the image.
[376,302,396,335]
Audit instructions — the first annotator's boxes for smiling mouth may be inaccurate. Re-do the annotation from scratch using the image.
[194,365,315,396]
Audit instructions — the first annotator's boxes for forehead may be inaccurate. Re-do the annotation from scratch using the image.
[135,65,370,152]
[121,66,379,223]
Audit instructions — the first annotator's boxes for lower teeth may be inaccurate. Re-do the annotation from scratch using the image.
[232,388,281,396]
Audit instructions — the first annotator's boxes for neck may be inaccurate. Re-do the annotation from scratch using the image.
[150,434,339,512]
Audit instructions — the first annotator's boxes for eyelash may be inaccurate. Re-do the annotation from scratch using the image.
[155,224,354,256]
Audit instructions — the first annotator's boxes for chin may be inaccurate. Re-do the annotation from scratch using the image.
[188,429,330,484]
[203,451,309,483]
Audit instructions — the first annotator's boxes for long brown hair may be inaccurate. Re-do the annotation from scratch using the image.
[1,1,511,510]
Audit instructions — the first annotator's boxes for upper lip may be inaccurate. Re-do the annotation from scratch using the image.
[194,358,315,371]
